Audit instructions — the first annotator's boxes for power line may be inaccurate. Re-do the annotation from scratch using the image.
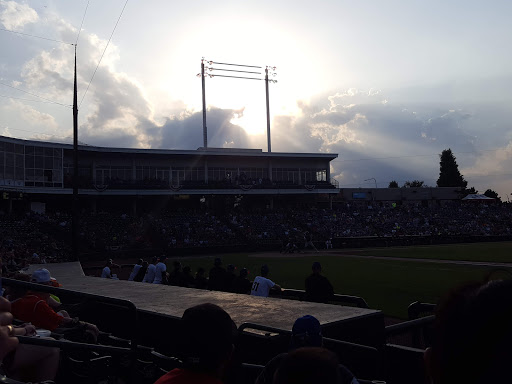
[0,27,74,45]
[79,0,129,108]
[210,61,262,69]
[0,82,72,107]
[75,0,90,46]
[0,94,72,107]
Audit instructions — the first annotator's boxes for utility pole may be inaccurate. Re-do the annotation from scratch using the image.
[72,45,79,261]
[201,58,207,148]
[198,59,277,151]
[265,67,271,153]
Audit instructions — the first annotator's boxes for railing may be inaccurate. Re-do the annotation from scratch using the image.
[278,288,370,308]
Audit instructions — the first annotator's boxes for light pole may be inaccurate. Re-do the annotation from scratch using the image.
[198,59,277,152]
[365,178,377,188]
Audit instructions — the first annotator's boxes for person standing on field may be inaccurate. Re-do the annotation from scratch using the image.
[251,265,281,298]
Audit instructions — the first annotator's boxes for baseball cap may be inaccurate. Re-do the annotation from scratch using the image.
[261,264,269,274]
[31,268,51,283]
[291,315,322,348]
[312,261,322,270]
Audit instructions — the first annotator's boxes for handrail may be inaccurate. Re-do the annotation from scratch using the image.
[238,322,379,356]
[238,322,291,336]
[385,315,435,336]
[280,288,369,308]
[17,335,133,355]
[408,301,436,320]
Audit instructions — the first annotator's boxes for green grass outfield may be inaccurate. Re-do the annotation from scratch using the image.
[167,242,512,319]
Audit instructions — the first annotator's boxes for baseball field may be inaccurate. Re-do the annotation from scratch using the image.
[167,241,512,319]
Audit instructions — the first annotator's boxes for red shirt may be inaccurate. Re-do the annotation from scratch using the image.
[154,369,223,384]
[10,294,64,331]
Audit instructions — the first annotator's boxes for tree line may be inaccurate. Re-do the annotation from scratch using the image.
[386,149,500,201]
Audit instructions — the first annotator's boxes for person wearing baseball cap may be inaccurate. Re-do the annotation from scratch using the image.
[255,315,359,384]
[10,268,100,343]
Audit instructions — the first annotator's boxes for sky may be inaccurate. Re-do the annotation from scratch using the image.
[1,0,512,198]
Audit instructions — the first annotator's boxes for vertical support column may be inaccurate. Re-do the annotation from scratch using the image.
[91,198,97,214]
[132,199,137,217]
[204,160,208,184]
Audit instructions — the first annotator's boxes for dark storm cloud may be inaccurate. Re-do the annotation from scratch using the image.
[156,107,251,150]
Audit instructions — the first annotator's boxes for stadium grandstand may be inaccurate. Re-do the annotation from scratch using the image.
[2,134,512,384]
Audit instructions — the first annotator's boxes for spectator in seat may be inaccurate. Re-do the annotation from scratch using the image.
[128,258,143,281]
[10,268,100,343]
[231,268,252,294]
[168,261,184,286]
[154,303,236,384]
[194,267,208,290]
[143,256,158,283]
[208,258,226,291]
[182,266,195,288]
[224,264,236,292]
[101,259,119,279]
[134,260,149,282]
[250,265,281,298]
[153,256,168,284]
[256,315,358,384]
[273,348,341,384]
[425,279,512,384]
[305,262,334,303]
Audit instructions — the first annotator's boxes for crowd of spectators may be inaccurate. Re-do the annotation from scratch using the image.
[1,201,512,271]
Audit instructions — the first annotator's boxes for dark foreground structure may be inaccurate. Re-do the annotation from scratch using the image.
[0,262,429,383]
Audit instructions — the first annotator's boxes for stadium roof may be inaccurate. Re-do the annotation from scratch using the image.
[0,135,337,160]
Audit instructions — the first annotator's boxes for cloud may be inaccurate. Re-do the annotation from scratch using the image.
[0,1,38,30]
[5,101,58,130]
[156,107,251,150]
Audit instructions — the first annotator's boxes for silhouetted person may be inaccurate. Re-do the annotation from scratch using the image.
[168,261,184,286]
[425,279,512,384]
[154,303,236,384]
[182,266,195,288]
[256,315,358,384]
[305,262,334,303]
[128,258,143,281]
[195,267,208,290]
[274,348,341,384]
[209,257,227,291]
[224,264,236,292]
[231,268,252,294]
[134,261,148,282]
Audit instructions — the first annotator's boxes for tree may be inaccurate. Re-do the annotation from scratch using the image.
[388,180,399,188]
[437,149,468,189]
[484,189,501,201]
[403,180,425,188]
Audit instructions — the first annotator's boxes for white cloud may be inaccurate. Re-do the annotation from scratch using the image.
[0,1,38,30]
